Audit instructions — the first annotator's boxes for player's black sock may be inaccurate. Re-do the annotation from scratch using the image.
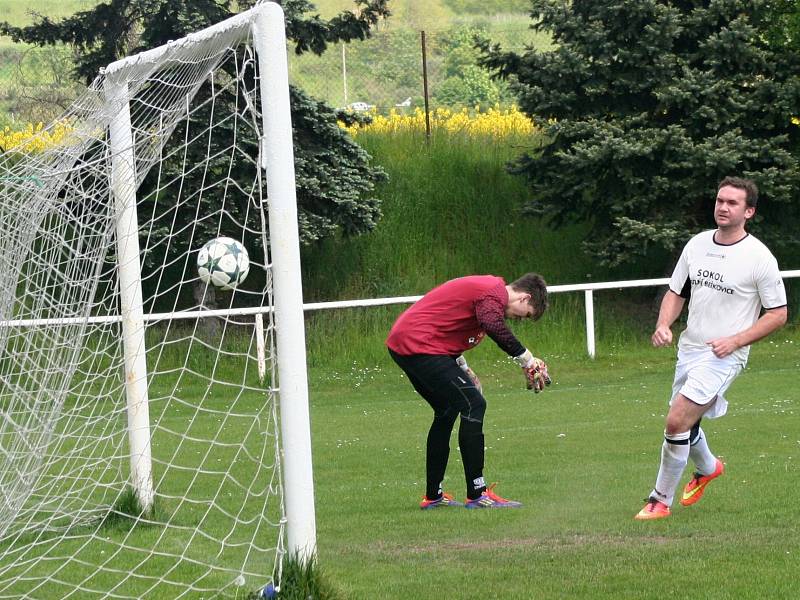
[425,412,456,499]
[458,418,485,500]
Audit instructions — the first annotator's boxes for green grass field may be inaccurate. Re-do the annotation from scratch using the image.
[309,330,799,599]
[0,321,795,598]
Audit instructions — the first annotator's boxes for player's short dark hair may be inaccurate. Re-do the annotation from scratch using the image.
[510,272,548,321]
[718,176,758,208]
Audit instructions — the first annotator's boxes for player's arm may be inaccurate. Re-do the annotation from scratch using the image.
[652,290,686,347]
[655,242,691,347]
[707,306,787,358]
[475,297,551,392]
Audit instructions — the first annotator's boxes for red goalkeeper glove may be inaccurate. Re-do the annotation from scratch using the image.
[512,350,552,393]
[526,357,552,392]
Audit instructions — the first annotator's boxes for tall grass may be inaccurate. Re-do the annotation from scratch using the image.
[300,129,671,370]
[301,130,603,301]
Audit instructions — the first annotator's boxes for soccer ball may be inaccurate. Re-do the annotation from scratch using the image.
[196,237,250,290]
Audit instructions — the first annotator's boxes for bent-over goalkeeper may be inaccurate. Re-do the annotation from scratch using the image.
[387,273,550,509]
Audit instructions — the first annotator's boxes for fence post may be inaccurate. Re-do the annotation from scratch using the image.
[420,30,431,142]
[255,313,267,384]
[584,289,596,359]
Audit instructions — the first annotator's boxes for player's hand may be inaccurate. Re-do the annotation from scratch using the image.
[513,349,552,392]
[706,336,739,358]
[464,366,482,393]
[524,357,552,392]
[651,325,673,347]
[456,355,483,394]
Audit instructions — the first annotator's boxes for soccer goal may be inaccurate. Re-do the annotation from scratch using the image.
[0,2,315,597]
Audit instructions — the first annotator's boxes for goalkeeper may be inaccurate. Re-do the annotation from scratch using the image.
[386,273,551,509]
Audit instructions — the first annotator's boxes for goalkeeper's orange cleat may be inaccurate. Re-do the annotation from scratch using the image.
[420,492,463,509]
[634,497,670,520]
[464,483,522,508]
[680,458,724,507]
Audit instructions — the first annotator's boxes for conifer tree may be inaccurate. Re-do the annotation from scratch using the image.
[765,0,800,51]
[481,0,800,266]
[0,0,389,249]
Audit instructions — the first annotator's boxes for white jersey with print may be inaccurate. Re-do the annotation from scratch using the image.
[669,230,786,365]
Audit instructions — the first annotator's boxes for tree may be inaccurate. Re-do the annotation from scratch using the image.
[0,0,389,252]
[435,65,502,107]
[764,0,800,52]
[480,0,800,267]
[433,26,507,108]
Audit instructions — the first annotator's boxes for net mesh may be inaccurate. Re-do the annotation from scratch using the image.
[0,9,286,599]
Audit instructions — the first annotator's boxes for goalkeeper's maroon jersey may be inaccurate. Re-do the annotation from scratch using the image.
[386,275,525,357]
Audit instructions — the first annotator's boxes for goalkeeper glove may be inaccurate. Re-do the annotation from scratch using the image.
[455,355,482,394]
[512,349,552,393]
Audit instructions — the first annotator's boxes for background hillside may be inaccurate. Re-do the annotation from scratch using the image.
[0,0,550,120]
[0,0,535,38]
[0,0,96,35]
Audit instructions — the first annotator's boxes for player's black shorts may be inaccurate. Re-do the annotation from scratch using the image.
[388,349,486,423]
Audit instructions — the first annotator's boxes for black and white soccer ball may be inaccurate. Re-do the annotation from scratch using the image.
[196,237,250,290]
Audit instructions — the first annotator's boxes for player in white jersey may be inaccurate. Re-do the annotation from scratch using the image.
[635,176,787,520]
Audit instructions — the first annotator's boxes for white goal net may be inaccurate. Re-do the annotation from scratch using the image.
[0,3,314,598]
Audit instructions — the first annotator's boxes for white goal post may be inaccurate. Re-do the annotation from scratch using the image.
[104,0,316,557]
[251,7,317,561]
[0,2,315,597]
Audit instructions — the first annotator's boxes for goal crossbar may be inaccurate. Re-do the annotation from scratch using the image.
[103,8,260,81]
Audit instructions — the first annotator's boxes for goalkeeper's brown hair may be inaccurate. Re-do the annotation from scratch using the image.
[510,273,548,321]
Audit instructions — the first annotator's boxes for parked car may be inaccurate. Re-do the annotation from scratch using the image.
[346,101,375,112]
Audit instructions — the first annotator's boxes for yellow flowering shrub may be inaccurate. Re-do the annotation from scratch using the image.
[340,105,536,139]
[0,121,74,154]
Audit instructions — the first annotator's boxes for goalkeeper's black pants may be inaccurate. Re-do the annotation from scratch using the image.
[389,350,487,500]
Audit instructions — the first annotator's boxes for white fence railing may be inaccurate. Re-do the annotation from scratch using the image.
[310,270,800,358]
[3,271,797,358]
